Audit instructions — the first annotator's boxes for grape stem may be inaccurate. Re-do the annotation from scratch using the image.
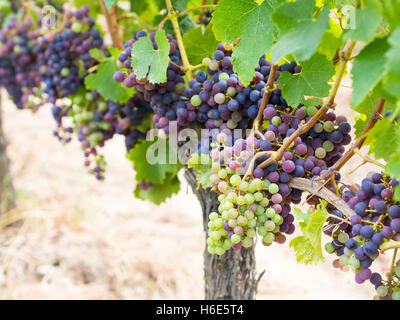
[321,98,386,181]
[242,151,275,182]
[380,241,400,252]
[387,248,398,291]
[256,40,357,170]
[252,64,279,132]
[177,5,217,18]
[288,177,354,218]
[99,0,124,50]
[164,0,194,80]
[197,0,208,24]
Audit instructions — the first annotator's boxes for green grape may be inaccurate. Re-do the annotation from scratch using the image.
[376,285,388,297]
[315,147,326,159]
[264,220,275,231]
[263,232,275,244]
[218,169,227,179]
[239,206,247,214]
[262,180,271,189]
[344,247,353,257]
[242,237,253,248]
[272,225,280,233]
[227,191,237,202]
[61,67,70,77]
[260,197,269,207]
[272,214,283,225]
[215,93,226,104]
[271,116,281,126]
[71,22,82,33]
[228,219,237,228]
[348,257,360,269]
[209,59,219,71]
[258,214,267,224]
[269,183,279,194]
[237,195,246,205]
[254,192,263,202]
[245,210,254,219]
[247,218,256,228]
[306,106,318,116]
[226,86,236,96]
[266,208,276,218]
[209,212,218,221]
[244,193,255,205]
[223,238,232,250]
[338,232,349,244]
[219,72,229,81]
[231,234,241,244]
[220,229,228,237]
[221,211,230,220]
[207,246,216,254]
[325,242,335,253]
[221,200,233,211]
[392,291,400,300]
[215,247,225,255]
[210,231,221,241]
[339,255,348,266]
[258,226,267,236]
[313,122,323,133]
[250,178,263,191]
[255,205,265,216]
[323,121,335,132]
[237,215,247,226]
[247,228,256,238]
[214,218,223,229]
[239,181,249,192]
[323,140,334,152]
[228,208,238,219]
[230,175,241,186]
[207,237,213,246]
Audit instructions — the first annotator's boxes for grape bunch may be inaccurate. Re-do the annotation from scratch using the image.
[0,17,42,108]
[34,6,105,103]
[113,30,190,133]
[324,172,400,300]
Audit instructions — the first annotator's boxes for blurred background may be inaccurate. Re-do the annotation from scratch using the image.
[0,80,391,300]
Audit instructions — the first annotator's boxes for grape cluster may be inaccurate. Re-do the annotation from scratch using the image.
[51,90,151,180]
[113,30,190,133]
[0,17,42,108]
[34,6,104,103]
[324,173,400,300]
[201,10,213,26]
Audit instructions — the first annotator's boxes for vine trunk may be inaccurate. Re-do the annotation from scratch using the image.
[184,169,259,300]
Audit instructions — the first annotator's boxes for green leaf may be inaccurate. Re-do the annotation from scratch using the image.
[383,28,400,99]
[183,23,219,65]
[212,0,278,85]
[316,18,343,60]
[342,0,382,43]
[104,0,117,9]
[351,37,389,108]
[89,48,106,61]
[289,201,329,265]
[130,0,149,14]
[278,53,335,107]
[365,117,400,159]
[126,137,182,184]
[134,173,180,204]
[131,30,170,84]
[187,153,213,189]
[84,59,135,103]
[382,0,400,29]
[271,4,329,63]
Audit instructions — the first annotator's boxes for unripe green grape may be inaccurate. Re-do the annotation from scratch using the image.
[210,174,219,185]
[271,116,281,126]
[209,59,219,71]
[226,87,236,96]
[260,197,269,207]
[254,192,263,202]
[214,93,226,104]
[227,191,237,202]
[219,72,229,81]
[247,219,256,228]
[228,219,237,228]
[263,232,275,244]
[237,195,246,206]
[251,178,263,191]
[264,220,276,231]
[71,22,82,33]
[272,214,283,225]
[255,205,265,216]
[231,234,241,244]
[338,232,349,244]
[61,67,70,77]
[262,180,271,189]
[323,121,335,132]
[245,210,254,219]
[344,247,353,257]
[227,120,237,129]
[266,208,276,218]
[339,255,349,266]
[218,169,227,179]
[209,212,218,221]
[258,226,267,236]
[239,181,249,191]
[325,242,335,253]
[214,218,223,229]
[215,247,225,255]
[207,237,213,246]
[228,208,238,219]
[348,257,360,269]
[306,106,318,116]
[220,229,228,237]
[218,194,225,202]
[207,246,216,254]
[258,214,266,224]
[230,175,241,186]
[268,183,279,194]
[273,225,280,233]
[247,228,256,238]
[221,211,230,220]
[191,94,202,107]
[239,206,247,214]
[237,215,247,226]
[223,238,232,250]
[244,193,255,205]
[202,57,211,66]
[242,237,253,248]
[376,285,388,297]
[218,181,228,193]
[392,291,400,300]
[175,82,186,94]
[315,147,326,159]
[323,140,334,152]
[313,122,323,133]
[210,230,221,241]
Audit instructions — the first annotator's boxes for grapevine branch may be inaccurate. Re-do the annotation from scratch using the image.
[99,0,124,50]
[257,40,357,170]
[197,0,208,24]
[321,98,386,181]
[288,177,354,218]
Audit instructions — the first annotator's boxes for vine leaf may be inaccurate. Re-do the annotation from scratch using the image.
[131,30,170,84]
[187,153,213,189]
[351,37,389,108]
[134,172,180,204]
[278,53,334,107]
[342,0,382,43]
[382,0,400,29]
[84,57,134,103]
[126,137,182,184]
[104,0,117,9]
[183,23,219,66]
[384,28,400,99]
[289,200,329,265]
[212,0,277,86]
[271,3,329,63]
[316,18,342,60]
